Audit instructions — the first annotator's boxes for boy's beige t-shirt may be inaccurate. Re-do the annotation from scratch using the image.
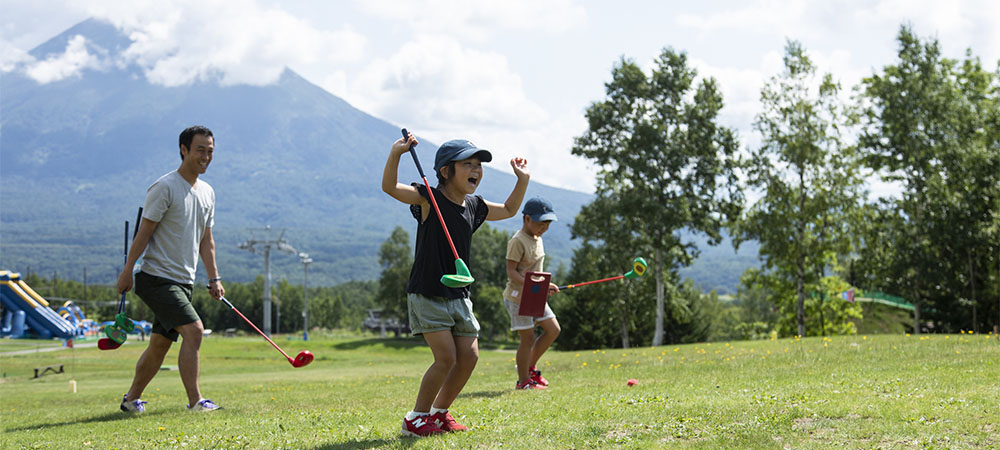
[503,229,545,303]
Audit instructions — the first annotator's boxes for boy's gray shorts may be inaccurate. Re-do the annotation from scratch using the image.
[408,293,480,337]
[504,298,556,331]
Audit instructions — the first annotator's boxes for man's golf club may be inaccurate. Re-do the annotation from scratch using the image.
[216,294,314,368]
[400,128,474,288]
[99,208,142,351]
[558,257,647,290]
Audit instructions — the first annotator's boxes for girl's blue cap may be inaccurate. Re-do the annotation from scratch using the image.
[434,140,493,172]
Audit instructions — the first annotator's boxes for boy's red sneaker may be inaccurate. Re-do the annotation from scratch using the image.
[402,415,445,437]
[516,379,546,390]
[529,367,549,386]
[430,410,468,432]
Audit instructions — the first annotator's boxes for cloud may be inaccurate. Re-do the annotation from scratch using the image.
[472,115,596,193]
[24,35,104,83]
[347,34,548,134]
[53,0,368,87]
[677,0,1000,67]
[689,54,774,133]
[341,32,594,192]
[676,1,816,38]
[0,37,35,73]
[357,0,588,39]
[862,0,1000,63]
[336,0,592,192]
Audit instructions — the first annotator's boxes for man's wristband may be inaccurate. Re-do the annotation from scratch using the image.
[209,277,222,283]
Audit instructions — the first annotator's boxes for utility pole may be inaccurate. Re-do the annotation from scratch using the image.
[238,226,296,336]
[299,253,313,341]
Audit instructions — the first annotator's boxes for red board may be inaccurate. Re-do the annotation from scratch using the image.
[517,272,551,317]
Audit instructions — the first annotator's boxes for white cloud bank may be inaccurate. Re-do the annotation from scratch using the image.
[4,0,367,87]
[3,0,997,194]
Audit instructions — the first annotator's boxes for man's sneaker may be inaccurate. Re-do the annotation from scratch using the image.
[430,410,469,432]
[120,394,147,413]
[402,415,445,437]
[530,367,549,386]
[516,379,546,390]
[187,399,222,412]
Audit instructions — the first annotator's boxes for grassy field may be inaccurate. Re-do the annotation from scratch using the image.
[1,332,998,449]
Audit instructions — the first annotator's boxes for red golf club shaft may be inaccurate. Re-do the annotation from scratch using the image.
[219,296,293,362]
[559,274,625,290]
[401,128,461,260]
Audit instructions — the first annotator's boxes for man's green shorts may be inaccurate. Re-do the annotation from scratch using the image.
[407,293,480,337]
[134,271,200,342]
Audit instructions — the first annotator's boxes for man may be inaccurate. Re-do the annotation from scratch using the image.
[116,125,224,413]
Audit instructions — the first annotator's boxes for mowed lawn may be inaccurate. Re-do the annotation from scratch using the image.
[1,332,998,449]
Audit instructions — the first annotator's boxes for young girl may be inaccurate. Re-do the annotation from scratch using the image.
[381,131,529,437]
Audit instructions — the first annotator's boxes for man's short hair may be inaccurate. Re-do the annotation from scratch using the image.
[178,125,214,160]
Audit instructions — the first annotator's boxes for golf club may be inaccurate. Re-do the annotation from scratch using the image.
[99,209,142,350]
[216,294,313,368]
[558,257,647,290]
[400,128,474,288]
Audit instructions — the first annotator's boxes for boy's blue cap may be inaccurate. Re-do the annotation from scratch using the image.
[523,197,557,222]
[434,139,493,172]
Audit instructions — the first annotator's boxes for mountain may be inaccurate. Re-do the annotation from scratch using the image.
[0,19,758,293]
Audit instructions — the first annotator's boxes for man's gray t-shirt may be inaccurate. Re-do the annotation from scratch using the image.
[140,171,215,284]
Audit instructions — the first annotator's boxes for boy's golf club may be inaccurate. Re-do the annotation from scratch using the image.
[400,128,475,288]
[558,257,647,290]
[99,208,142,351]
[215,294,314,368]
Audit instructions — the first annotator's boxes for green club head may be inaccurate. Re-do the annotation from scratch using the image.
[105,325,127,344]
[115,313,135,332]
[441,258,475,288]
[623,257,648,279]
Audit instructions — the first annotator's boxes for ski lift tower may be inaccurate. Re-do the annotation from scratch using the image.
[238,226,297,336]
[299,252,313,341]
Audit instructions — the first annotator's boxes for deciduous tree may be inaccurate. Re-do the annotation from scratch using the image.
[573,48,744,346]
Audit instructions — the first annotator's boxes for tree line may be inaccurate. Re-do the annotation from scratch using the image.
[375,25,998,349]
[16,272,377,336]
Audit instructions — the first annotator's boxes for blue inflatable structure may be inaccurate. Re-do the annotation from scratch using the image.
[0,271,84,339]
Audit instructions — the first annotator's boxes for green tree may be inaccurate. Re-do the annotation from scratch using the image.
[572,48,744,346]
[375,226,412,325]
[734,40,864,337]
[470,223,516,342]
[733,270,780,340]
[558,241,648,349]
[933,52,1000,333]
[857,25,999,333]
[567,191,654,348]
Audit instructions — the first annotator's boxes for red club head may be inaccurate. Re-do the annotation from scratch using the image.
[98,338,122,350]
[292,350,314,368]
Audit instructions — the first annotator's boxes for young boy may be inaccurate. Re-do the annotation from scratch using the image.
[503,197,561,390]
[382,131,530,437]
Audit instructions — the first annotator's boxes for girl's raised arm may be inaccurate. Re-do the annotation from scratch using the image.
[382,133,427,206]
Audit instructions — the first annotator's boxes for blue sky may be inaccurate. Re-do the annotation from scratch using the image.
[2,0,998,194]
